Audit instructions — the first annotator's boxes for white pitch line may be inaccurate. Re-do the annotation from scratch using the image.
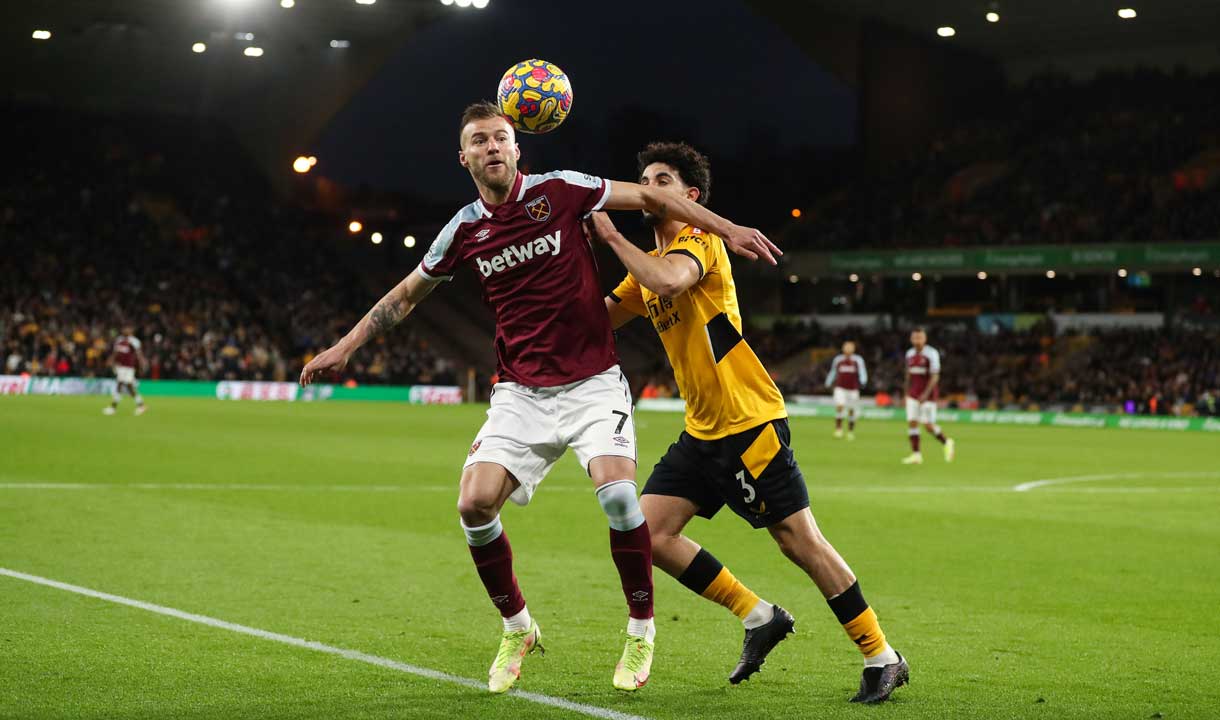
[4,482,1218,495]
[0,567,649,720]
[0,482,414,492]
[1014,471,1220,492]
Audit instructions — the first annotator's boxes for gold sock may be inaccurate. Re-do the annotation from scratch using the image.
[701,567,761,620]
[842,606,888,658]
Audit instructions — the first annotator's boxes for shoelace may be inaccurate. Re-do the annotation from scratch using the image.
[493,627,532,669]
[620,637,650,671]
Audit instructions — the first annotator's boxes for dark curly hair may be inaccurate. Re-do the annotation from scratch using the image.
[636,141,711,206]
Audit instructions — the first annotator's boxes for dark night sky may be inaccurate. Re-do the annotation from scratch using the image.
[317,0,856,203]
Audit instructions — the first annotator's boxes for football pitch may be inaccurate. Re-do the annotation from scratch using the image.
[2,397,1218,720]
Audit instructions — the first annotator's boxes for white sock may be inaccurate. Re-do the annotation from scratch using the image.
[865,643,900,668]
[503,606,532,633]
[627,616,655,643]
[742,599,775,630]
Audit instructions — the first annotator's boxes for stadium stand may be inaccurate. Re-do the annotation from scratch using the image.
[0,105,459,387]
[783,69,1220,250]
[767,321,1220,417]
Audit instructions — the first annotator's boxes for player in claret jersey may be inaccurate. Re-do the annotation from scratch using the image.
[300,102,780,693]
[902,328,955,464]
[103,324,146,416]
[824,341,867,440]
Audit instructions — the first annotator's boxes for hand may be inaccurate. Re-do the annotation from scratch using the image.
[582,211,620,244]
[300,344,351,386]
[722,224,782,265]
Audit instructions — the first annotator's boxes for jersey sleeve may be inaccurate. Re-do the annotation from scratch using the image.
[609,273,648,318]
[661,228,717,279]
[552,170,612,215]
[857,356,868,385]
[129,337,142,350]
[418,212,466,281]
[928,348,941,374]
[824,355,841,387]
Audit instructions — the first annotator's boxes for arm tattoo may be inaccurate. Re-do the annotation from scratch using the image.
[368,298,404,338]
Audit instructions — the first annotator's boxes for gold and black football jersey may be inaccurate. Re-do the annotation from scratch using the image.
[611,225,787,440]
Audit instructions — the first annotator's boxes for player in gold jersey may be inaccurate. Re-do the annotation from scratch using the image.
[587,142,908,703]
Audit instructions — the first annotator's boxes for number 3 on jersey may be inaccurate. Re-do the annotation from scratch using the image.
[735,469,756,504]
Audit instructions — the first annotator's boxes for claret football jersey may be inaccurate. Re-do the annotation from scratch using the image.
[419,170,617,387]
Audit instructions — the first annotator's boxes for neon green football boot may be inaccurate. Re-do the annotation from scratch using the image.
[613,635,654,691]
[488,620,543,693]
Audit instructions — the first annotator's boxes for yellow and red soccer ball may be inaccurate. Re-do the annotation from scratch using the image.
[497,59,572,134]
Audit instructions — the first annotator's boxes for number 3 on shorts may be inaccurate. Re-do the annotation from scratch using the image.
[735,470,756,504]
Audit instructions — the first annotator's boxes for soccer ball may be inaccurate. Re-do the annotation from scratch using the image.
[497,59,572,134]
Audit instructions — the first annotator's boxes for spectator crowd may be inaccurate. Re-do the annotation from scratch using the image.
[767,320,1220,417]
[1,105,458,387]
[787,69,1220,251]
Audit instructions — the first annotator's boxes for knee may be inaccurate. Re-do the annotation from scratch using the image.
[649,526,681,555]
[596,480,644,531]
[457,489,500,525]
[772,525,827,571]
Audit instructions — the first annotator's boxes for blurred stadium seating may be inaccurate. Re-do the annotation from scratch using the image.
[781,69,1220,250]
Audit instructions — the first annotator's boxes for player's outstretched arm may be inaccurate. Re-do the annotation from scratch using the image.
[299,269,439,386]
[585,212,700,297]
[602,181,782,265]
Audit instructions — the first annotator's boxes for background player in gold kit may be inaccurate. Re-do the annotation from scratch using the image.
[588,142,909,704]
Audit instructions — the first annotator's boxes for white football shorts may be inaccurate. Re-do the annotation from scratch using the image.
[905,396,937,424]
[832,387,860,407]
[115,366,137,385]
[464,365,636,506]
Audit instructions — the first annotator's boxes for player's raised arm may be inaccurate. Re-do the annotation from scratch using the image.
[299,269,439,386]
[602,180,782,265]
[586,212,701,297]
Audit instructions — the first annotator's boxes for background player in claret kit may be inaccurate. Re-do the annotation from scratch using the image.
[103,324,146,416]
[591,141,908,704]
[824,341,867,440]
[902,327,955,465]
[300,104,779,694]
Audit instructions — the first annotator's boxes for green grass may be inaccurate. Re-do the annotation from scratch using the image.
[2,396,1218,719]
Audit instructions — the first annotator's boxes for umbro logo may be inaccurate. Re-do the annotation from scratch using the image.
[631,590,650,601]
[491,594,510,605]
[474,228,491,241]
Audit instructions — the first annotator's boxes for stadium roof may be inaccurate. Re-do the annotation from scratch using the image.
[815,0,1220,65]
[1,0,449,172]
[5,0,1216,180]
